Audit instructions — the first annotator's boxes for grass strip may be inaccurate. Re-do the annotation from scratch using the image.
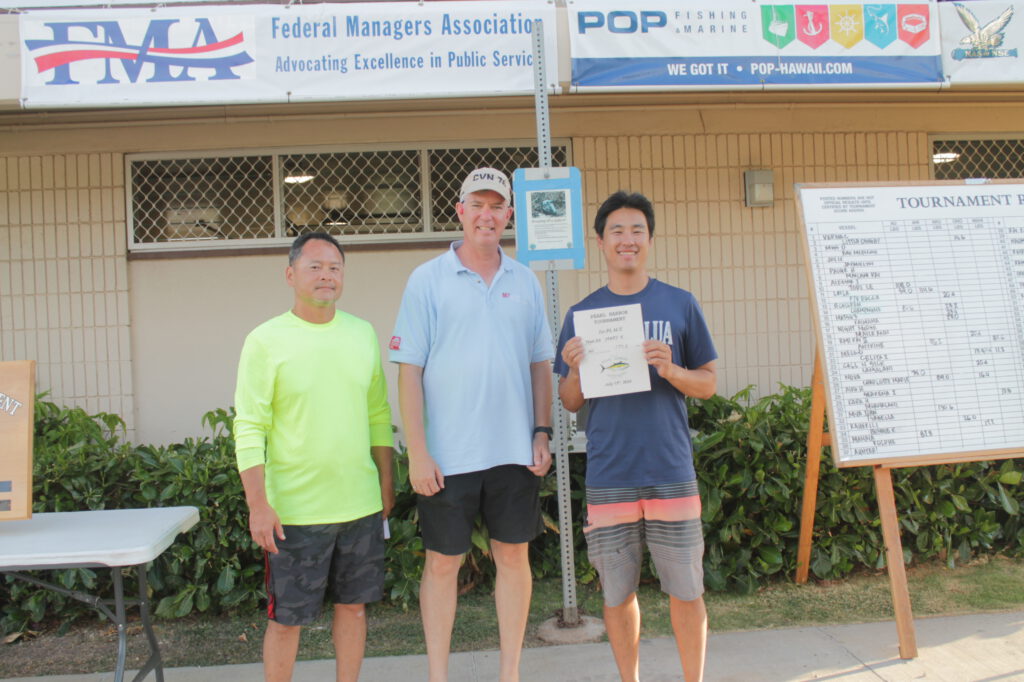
[2,555,1022,677]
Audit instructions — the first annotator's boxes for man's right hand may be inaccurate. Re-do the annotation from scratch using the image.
[561,336,585,372]
[409,450,445,497]
[249,503,285,554]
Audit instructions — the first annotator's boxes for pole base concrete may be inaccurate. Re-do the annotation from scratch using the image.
[536,615,606,644]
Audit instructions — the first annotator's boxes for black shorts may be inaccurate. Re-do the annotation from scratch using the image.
[417,464,543,556]
[265,513,385,626]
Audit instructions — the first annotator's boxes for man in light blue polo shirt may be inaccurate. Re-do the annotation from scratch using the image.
[390,167,553,682]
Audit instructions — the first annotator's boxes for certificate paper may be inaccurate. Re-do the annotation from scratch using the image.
[573,304,651,399]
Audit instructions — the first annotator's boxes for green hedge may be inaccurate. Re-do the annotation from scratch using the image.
[689,386,1024,593]
[2,405,263,633]
[2,388,1022,633]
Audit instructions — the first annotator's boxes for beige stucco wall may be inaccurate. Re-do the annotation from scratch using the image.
[2,94,1022,444]
[129,248,432,443]
[0,153,134,423]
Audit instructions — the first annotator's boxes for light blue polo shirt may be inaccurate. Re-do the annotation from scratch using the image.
[390,241,553,476]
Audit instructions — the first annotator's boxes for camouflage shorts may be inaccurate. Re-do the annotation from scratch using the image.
[265,513,385,626]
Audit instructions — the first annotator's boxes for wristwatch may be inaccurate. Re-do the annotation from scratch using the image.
[533,426,554,439]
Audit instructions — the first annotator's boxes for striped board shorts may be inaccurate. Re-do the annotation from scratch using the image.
[584,481,704,607]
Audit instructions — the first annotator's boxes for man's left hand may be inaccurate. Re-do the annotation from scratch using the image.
[381,485,395,519]
[644,339,678,379]
[528,432,552,476]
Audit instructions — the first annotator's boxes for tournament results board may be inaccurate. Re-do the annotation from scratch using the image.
[798,183,1024,467]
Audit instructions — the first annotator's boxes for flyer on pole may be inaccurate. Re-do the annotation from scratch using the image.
[512,167,585,270]
[573,303,650,398]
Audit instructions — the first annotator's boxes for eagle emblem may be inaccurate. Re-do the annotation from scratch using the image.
[952,3,1016,60]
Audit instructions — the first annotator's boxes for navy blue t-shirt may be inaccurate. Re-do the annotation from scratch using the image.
[554,279,717,488]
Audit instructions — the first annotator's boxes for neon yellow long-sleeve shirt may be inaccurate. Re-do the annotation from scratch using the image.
[233,310,394,525]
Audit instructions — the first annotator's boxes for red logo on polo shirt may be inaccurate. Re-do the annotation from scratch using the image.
[389,336,401,350]
[502,292,511,298]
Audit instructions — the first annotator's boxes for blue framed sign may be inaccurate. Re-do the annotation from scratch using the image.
[512,166,585,271]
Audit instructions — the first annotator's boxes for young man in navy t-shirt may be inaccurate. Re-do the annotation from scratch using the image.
[555,191,717,682]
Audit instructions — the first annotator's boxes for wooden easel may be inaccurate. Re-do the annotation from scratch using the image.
[795,351,830,584]
[796,351,917,658]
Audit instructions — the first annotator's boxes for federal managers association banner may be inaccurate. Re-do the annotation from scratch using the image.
[569,0,943,90]
[19,1,557,108]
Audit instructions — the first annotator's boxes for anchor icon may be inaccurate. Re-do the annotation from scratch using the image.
[803,10,823,36]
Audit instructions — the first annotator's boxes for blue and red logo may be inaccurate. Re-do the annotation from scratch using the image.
[25,18,253,85]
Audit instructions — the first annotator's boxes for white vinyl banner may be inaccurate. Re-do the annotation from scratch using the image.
[19,1,556,108]
[940,1,1024,85]
[568,0,943,90]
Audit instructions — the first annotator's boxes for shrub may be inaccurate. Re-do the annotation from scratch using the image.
[1,405,263,633]
[690,385,1024,592]
[3,388,1021,633]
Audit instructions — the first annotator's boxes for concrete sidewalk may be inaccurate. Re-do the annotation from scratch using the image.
[5,610,1024,682]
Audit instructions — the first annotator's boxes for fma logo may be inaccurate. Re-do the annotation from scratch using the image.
[25,18,254,85]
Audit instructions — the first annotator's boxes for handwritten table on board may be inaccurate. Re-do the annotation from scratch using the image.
[800,183,1024,467]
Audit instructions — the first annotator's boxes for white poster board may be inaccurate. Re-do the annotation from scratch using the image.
[798,181,1024,467]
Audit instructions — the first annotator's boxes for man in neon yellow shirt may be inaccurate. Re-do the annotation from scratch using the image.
[233,232,394,682]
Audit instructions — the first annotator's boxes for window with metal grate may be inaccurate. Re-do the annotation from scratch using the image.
[127,143,569,251]
[932,137,1024,181]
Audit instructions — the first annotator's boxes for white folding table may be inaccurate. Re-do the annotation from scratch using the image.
[0,507,200,681]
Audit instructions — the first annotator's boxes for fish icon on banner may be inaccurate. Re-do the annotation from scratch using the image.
[796,5,830,48]
[899,4,931,48]
[762,5,796,47]
[830,4,865,48]
[864,4,898,48]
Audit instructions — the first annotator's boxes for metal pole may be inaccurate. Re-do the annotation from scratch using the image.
[138,565,166,681]
[531,19,552,171]
[531,18,579,626]
[112,569,127,682]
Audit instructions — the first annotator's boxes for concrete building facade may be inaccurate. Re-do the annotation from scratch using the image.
[1,8,1021,444]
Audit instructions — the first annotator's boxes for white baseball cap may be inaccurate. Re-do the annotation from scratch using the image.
[459,167,511,203]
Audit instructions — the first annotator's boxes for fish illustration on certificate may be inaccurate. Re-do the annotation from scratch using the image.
[573,303,651,399]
